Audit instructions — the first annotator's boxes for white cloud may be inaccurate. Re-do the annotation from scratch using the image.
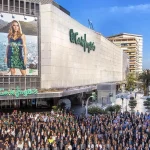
[110,4,150,13]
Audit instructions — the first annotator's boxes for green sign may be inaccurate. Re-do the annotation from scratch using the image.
[69,29,96,53]
[0,87,38,98]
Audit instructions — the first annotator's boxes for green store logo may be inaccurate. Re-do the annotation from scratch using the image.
[69,29,96,53]
[0,87,38,98]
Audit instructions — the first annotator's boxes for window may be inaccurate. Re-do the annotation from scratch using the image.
[26,2,30,14]
[20,1,24,13]
[36,3,39,15]
[121,43,128,46]
[4,0,8,11]
[15,0,19,12]
[10,0,14,12]
[0,0,2,11]
[31,3,35,15]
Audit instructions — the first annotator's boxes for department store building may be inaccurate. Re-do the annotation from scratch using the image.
[0,0,128,109]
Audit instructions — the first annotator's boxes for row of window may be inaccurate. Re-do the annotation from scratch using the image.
[0,0,39,16]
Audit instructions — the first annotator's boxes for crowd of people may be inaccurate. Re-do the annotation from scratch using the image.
[0,109,150,150]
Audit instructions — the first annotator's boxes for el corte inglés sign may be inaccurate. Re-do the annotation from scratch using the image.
[0,87,38,98]
[69,29,96,53]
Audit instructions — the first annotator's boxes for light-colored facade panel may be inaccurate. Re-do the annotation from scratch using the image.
[40,4,123,88]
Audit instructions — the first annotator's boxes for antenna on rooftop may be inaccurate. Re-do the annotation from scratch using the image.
[88,19,94,30]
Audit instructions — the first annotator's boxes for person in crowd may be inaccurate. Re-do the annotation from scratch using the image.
[0,110,150,150]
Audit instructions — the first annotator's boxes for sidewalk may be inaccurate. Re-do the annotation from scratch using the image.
[115,93,147,113]
[71,93,147,116]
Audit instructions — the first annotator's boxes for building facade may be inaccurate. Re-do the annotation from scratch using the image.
[108,33,143,73]
[40,4,123,89]
[0,0,127,109]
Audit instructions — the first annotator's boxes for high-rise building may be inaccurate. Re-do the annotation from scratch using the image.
[108,33,143,73]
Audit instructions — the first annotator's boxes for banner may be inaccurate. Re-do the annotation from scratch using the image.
[0,13,38,75]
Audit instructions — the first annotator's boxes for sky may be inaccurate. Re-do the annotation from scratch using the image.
[55,0,150,69]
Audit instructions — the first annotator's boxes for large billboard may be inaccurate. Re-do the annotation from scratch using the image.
[0,13,38,76]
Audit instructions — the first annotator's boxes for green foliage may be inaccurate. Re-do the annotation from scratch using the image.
[143,98,150,111]
[139,70,150,95]
[128,97,137,111]
[114,105,121,112]
[126,72,137,91]
[52,105,58,112]
[88,106,105,115]
[88,105,121,115]
[91,92,97,101]
[105,105,121,113]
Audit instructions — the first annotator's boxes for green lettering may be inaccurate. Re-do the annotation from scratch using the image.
[0,87,38,98]
[74,32,78,44]
[80,37,84,46]
[9,90,15,96]
[0,88,4,91]
[33,89,38,94]
[69,29,96,53]
[84,34,87,52]
[3,91,9,96]
[69,29,75,43]
[76,37,81,44]
[15,91,20,98]
[93,45,95,51]
[0,92,2,96]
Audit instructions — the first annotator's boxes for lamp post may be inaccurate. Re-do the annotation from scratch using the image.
[109,93,113,105]
[85,92,96,117]
[130,88,132,94]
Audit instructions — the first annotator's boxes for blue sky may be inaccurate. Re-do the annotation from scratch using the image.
[55,0,150,69]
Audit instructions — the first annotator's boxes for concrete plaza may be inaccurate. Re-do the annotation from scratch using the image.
[115,93,147,113]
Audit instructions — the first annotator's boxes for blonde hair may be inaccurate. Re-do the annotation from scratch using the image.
[8,20,22,39]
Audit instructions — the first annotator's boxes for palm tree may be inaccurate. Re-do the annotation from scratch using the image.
[139,69,150,95]
[126,72,137,91]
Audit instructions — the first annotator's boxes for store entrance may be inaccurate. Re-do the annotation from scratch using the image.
[0,100,20,109]
[20,99,37,109]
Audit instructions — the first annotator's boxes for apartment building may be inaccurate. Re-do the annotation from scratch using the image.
[108,33,143,73]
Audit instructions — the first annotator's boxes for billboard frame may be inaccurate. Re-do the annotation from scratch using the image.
[0,1,41,90]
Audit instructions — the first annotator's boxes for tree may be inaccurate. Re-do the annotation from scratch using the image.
[126,72,137,91]
[139,69,150,95]
[143,98,150,112]
[105,105,121,113]
[128,97,137,112]
[91,92,97,101]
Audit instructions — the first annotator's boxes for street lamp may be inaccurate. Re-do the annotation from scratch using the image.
[130,88,132,94]
[109,93,113,105]
[85,92,96,117]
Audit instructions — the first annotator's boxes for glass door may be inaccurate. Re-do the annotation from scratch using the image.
[10,100,20,109]
[20,99,26,108]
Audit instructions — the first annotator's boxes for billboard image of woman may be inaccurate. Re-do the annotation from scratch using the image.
[5,20,27,75]
[0,13,38,76]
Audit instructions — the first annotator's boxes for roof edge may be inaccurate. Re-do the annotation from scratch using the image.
[107,33,142,38]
